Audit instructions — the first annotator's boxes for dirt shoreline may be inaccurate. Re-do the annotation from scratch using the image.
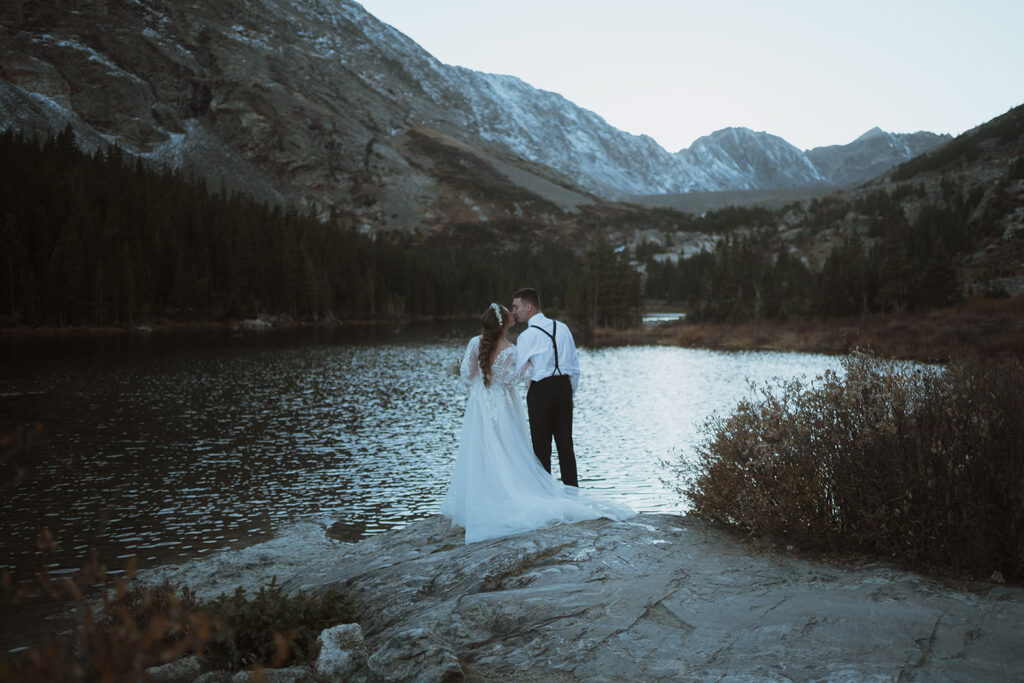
[2,296,1021,362]
[594,295,1024,362]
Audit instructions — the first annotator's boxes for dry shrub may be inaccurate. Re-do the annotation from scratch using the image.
[3,571,358,681]
[672,351,1024,581]
[5,574,209,682]
[76,579,211,681]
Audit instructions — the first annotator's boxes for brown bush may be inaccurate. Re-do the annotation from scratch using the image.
[3,575,210,682]
[3,570,358,681]
[77,579,209,679]
[670,352,1024,581]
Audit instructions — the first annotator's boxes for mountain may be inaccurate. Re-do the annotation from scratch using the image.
[806,127,951,186]
[681,127,827,191]
[630,128,952,213]
[0,0,949,230]
[637,103,1024,311]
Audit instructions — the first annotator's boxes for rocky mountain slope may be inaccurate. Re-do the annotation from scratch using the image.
[1,0,948,231]
[806,127,952,186]
[635,104,1024,300]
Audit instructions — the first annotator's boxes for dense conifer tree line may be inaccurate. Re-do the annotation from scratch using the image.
[7,125,1012,330]
[644,106,1024,322]
[643,178,1010,322]
[0,129,641,328]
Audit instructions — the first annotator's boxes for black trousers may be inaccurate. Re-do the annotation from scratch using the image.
[526,375,578,487]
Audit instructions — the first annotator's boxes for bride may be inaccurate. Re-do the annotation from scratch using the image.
[440,303,635,544]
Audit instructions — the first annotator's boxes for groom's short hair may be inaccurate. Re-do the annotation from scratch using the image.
[513,287,540,310]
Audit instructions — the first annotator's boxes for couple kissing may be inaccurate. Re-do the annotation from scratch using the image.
[440,287,634,544]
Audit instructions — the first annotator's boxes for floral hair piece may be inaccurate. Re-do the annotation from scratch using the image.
[490,302,503,326]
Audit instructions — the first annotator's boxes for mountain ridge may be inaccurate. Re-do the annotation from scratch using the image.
[0,0,951,229]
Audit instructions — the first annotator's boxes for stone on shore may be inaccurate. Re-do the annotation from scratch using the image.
[192,673,232,683]
[365,626,464,682]
[314,623,367,680]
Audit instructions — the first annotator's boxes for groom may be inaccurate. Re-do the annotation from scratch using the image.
[512,287,580,487]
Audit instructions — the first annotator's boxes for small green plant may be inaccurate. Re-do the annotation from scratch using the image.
[669,351,1024,581]
[199,579,359,671]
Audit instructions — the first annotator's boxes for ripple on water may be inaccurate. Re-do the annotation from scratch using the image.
[0,331,841,582]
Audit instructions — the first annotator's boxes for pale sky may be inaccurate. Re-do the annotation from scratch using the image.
[355,0,1024,152]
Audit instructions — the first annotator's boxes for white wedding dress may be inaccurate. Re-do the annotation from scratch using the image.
[440,336,635,544]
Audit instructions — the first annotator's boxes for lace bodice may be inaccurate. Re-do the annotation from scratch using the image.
[460,336,526,390]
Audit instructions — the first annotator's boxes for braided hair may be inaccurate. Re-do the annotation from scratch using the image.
[478,303,509,387]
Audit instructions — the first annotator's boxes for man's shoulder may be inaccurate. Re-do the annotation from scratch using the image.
[549,318,578,346]
[527,315,576,343]
[531,314,575,329]
[527,313,554,329]
[516,317,549,347]
[544,316,572,334]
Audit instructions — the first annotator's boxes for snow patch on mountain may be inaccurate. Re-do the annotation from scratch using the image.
[313,0,924,196]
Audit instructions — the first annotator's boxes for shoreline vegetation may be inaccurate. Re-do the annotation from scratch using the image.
[672,351,1024,585]
[4,294,1022,363]
[600,294,1024,361]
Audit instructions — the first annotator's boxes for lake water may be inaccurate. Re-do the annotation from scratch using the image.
[0,324,842,587]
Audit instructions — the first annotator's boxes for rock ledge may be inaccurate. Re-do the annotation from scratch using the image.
[146,514,1024,681]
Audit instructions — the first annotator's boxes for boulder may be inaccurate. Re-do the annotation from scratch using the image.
[312,514,1024,681]
[365,627,463,683]
[313,623,367,681]
[191,673,232,683]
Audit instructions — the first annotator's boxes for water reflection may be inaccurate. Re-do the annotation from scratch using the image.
[0,327,841,584]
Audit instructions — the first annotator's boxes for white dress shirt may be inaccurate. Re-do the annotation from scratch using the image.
[515,312,580,394]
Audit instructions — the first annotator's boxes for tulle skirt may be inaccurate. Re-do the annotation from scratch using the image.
[440,383,635,544]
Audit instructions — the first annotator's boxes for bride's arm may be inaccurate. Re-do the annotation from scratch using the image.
[506,348,532,384]
[519,358,533,382]
[459,337,480,390]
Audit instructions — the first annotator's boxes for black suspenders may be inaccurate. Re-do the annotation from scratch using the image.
[530,321,562,376]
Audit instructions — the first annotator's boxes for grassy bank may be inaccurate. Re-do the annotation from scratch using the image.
[593,295,1024,361]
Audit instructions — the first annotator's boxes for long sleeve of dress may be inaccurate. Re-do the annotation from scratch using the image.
[459,337,480,391]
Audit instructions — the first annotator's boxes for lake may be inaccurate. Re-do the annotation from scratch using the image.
[1,323,842,588]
